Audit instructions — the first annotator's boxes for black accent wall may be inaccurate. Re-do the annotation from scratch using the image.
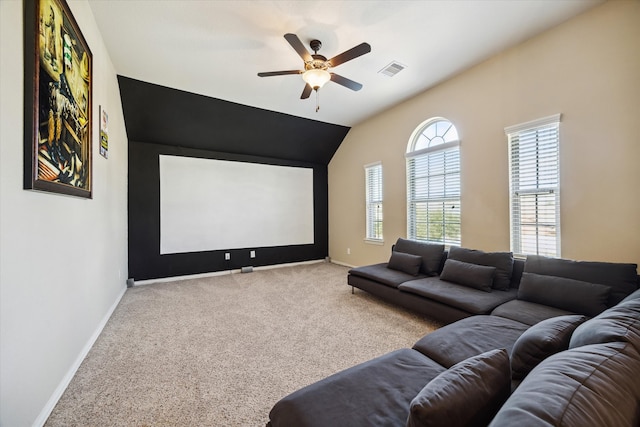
[118,76,349,164]
[119,76,349,280]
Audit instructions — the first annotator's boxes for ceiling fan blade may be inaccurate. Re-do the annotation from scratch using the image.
[284,33,312,62]
[301,83,313,99]
[258,70,303,77]
[328,42,371,67]
[330,73,363,91]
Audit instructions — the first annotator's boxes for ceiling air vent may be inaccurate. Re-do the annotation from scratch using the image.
[379,61,406,77]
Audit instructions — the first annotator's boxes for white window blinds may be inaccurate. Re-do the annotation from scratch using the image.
[406,118,461,246]
[365,162,383,241]
[506,114,561,257]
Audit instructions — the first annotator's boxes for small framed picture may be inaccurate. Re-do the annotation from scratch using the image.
[100,106,108,159]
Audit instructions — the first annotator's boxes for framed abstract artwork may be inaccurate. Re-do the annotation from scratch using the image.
[24,0,93,198]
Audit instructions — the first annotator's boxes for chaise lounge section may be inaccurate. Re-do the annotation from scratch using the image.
[267,240,640,427]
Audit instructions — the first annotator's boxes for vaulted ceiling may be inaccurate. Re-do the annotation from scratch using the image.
[90,1,602,128]
[92,1,603,165]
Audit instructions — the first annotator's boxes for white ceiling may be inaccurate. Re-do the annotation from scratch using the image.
[88,0,602,127]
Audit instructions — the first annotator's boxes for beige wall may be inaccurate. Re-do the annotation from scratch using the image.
[329,1,640,268]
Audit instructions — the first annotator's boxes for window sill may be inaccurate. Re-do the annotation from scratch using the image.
[513,253,559,260]
[364,238,384,245]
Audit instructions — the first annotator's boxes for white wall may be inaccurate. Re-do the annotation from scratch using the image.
[329,1,640,268]
[0,1,128,426]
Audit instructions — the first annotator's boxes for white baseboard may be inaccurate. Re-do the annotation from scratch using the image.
[330,259,356,268]
[33,285,127,427]
[133,259,326,286]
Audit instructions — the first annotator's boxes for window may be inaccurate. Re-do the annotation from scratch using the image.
[406,118,461,246]
[365,162,383,242]
[506,114,561,257]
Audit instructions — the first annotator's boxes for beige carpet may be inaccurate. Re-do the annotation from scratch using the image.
[45,262,439,427]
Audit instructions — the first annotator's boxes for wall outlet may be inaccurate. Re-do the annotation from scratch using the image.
[250,250,255,258]
[225,253,230,260]
[347,248,351,255]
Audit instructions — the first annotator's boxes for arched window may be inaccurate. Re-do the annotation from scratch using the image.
[406,118,461,246]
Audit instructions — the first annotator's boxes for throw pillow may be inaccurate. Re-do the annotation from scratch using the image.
[517,272,611,317]
[621,288,640,303]
[524,255,638,306]
[510,315,587,380]
[447,246,514,291]
[439,259,496,293]
[490,342,640,427]
[406,349,510,427]
[387,251,422,276]
[569,298,640,350]
[394,238,445,276]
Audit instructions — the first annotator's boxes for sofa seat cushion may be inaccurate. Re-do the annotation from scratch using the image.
[569,298,640,352]
[489,342,640,427]
[268,348,446,427]
[517,272,610,317]
[524,255,638,306]
[448,246,514,291]
[510,315,587,380]
[398,278,517,315]
[349,263,426,289]
[491,300,575,326]
[407,349,511,427]
[413,315,529,368]
[394,238,445,276]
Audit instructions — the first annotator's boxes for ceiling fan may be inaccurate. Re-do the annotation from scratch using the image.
[258,33,371,110]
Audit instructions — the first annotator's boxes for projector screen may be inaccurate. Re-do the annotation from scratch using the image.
[159,155,314,254]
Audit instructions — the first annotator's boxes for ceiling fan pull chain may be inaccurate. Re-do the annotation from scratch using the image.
[316,90,320,112]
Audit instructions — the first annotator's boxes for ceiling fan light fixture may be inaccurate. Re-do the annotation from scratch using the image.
[258,33,371,111]
[302,69,331,90]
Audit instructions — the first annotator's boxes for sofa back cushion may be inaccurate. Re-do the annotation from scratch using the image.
[510,315,587,380]
[569,298,640,352]
[490,342,640,427]
[510,259,525,288]
[439,259,496,293]
[394,238,444,276]
[517,272,611,317]
[524,255,638,306]
[407,349,510,427]
[447,247,514,291]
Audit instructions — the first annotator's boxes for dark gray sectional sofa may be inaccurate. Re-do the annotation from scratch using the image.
[347,238,637,325]
[267,239,640,427]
